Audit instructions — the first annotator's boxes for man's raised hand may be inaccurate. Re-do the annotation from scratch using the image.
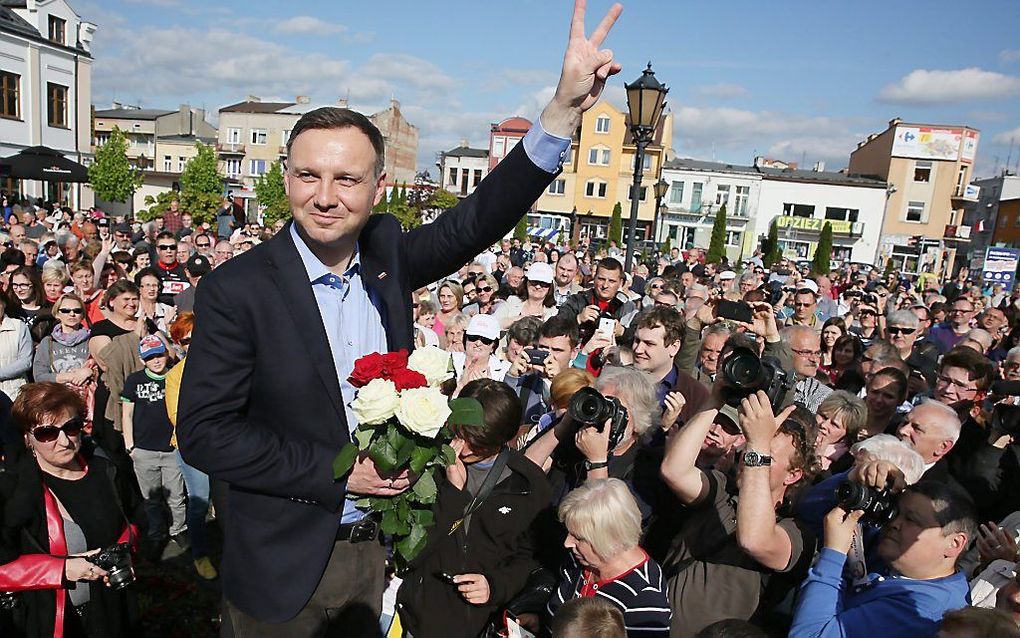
[541,0,624,137]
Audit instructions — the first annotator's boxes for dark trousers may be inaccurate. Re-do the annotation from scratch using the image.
[221,538,386,637]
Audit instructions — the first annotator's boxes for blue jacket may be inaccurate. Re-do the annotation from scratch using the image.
[789,548,969,638]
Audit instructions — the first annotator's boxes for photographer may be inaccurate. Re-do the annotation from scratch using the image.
[790,481,975,638]
[556,258,635,346]
[396,379,552,638]
[504,316,583,427]
[659,390,818,636]
[0,383,140,637]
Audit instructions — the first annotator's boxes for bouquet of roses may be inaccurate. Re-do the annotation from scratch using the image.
[332,346,466,567]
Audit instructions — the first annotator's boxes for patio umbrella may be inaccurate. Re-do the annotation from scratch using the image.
[0,146,89,182]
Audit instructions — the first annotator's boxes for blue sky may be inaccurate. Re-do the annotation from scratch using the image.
[79,0,1020,179]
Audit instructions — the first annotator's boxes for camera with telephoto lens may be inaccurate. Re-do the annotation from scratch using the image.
[86,543,134,590]
[719,347,795,407]
[989,380,1020,435]
[568,387,629,452]
[836,481,899,526]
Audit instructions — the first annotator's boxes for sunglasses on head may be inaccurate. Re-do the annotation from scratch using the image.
[31,416,85,443]
[466,334,497,346]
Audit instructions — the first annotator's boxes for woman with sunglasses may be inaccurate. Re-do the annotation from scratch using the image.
[0,290,32,399]
[133,268,176,335]
[9,265,56,344]
[460,274,503,318]
[33,292,95,390]
[494,262,558,330]
[451,314,511,390]
[0,382,141,637]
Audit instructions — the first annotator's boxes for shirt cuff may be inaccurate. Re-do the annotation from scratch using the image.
[522,119,571,174]
[815,547,849,578]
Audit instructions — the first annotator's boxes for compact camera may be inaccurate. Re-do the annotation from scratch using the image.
[720,347,795,408]
[836,481,899,526]
[87,543,134,590]
[568,387,629,452]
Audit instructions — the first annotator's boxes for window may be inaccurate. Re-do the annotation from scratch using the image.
[628,185,647,201]
[448,167,457,185]
[691,182,703,212]
[225,159,241,177]
[473,169,482,187]
[250,129,267,145]
[282,130,291,147]
[0,71,20,120]
[249,159,267,176]
[1015,216,1020,228]
[595,115,610,133]
[715,185,730,207]
[226,128,242,144]
[584,180,607,199]
[783,203,815,218]
[733,185,750,215]
[824,207,859,222]
[492,136,506,158]
[563,147,572,165]
[905,200,925,223]
[178,157,186,172]
[48,16,66,45]
[47,83,67,128]
[669,181,684,204]
[956,166,968,197]
[642,154,652,171]
[914,161,932,183]
[163,155,172,172]
[725,231,741,247]
[547,179,566,195]
[587,146,610,166]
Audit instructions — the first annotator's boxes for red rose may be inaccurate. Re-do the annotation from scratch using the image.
[387,367,428,391]
[349,352,387,387]
[380,350,409,376]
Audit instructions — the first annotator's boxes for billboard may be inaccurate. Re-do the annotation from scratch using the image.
[892,126,963,161]
[983,247,1020,291]
[961,130,979,163]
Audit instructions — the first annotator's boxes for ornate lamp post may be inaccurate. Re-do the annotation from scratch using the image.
[652,177,669,248]
[624,63,669,273]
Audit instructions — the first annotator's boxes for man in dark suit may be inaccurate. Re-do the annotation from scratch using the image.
[177,1,624,634]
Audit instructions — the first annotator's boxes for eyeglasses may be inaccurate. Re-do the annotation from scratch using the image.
[950,307,973,314]
[860,309,877,317]
[887,327,916,336]
[466,334,497,346]
[467,271,484,277]
[57,307,84,315]
[30,416,85,443]
[157,245,177,250]
[791,348,821,358]
[936,374,978,392]
[10,282,30,289]
[195,242,211,248]
[528,281,551,288]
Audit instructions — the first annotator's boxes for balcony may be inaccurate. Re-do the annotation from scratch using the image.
[217,143,246,156]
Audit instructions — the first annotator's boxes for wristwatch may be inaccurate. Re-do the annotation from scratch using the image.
[584,459,609,471]
[741,450,772,467]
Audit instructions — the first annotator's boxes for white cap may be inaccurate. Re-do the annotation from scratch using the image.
[798,279,820,294]
[466,314,500,341]
[526,262,554,284]
[719,270,736,281]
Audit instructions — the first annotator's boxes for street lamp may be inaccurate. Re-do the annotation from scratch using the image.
[624,62,669,273]
[652,177,669,248]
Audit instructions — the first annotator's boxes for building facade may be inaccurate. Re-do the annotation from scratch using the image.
[489,117,530,172]
[963,174,1020,270]
[368,98,418,186]
[439,142,488,198]
[0,0,95,208]
[849,118,980,276]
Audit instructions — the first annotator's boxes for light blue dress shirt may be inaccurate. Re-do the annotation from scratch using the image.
[288,120,569,524]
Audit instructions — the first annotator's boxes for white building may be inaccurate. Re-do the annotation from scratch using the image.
[438,142,488,198]
[0,0,95,208]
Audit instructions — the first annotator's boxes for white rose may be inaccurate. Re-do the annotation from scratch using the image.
[350,378,399,425]
[396,387,452,439]
[407,346,453,387]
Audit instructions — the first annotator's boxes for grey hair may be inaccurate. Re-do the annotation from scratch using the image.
[964,328,994,352]
[686,283,709,297]
[781,324,820,345]
[914,398,963,444]
[595,366,658,437]
[704,323,733,338]
[737,271,758,285]
[558,478,642,560]
[850,434,926,485]
[887,309,920,329]
[1007,346,1020,361]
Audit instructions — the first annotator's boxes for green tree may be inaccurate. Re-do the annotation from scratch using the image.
[428,188,458,211]
[88,126,143,204]
[255,161,290,226]
[608,202,623,245]
[141,142,224,223]
[763,218,782,268]
[705,203,728,264]
[883,257,896,278]
[661,236,672,255]
[179,142,221,196]
[513,216,528,241]
[811,221,833,274]
[397,182,408,206]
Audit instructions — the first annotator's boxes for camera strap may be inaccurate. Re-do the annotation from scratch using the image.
[448,447,510,536]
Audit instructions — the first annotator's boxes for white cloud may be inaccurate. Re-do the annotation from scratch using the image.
[877,68,1020,105]
[1001,50,1020,65]
[694,83,750,100]
[993,126,1020,145]
[274,16,348,36]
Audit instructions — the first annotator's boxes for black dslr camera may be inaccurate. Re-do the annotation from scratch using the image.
[87,543,134,590]
[836,481,899,526]
[568,387,629,452]
[719,347,795,408]
[989,380,1020,435]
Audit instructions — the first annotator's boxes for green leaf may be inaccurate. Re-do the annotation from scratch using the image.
[412,509,435,527]
[395,523,429,564]
[354,426,374,450]
[409,445,437,474]
[447,397,485,429]
[394,432,416,469]
[381,509,401,535]
[440,444,457,466]
[412,470,438,503]
[332,443,359,480]
[369,436,400,474]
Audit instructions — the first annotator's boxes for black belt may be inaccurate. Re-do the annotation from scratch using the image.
[336,517,379,543]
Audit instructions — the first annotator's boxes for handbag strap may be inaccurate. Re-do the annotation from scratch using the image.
[447,447,510,536]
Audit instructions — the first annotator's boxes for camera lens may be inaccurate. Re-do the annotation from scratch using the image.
[723,350,763,388]
[836,481,871,511]
[569,387,607,425]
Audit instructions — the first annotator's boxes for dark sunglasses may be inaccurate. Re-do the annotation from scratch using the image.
[157,244,177,250]
[528,280,551,288]
[465,334,497,346]
[860,309,877,316]
[31,416,85,443]
[467,271,484,277]
[57,307,84,315]
[886,327,917,336]
[477,286,493,293]
[195,242,211,248]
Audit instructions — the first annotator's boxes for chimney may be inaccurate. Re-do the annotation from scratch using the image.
[813,161,826,172]
[337,97,348,108]
[296,96,311,104]
[112,101,121,109]
[889,117,902,128]
[753,155,763,167]
[459,138,469,148]
[246,95,261,103]
[390,97,400,110]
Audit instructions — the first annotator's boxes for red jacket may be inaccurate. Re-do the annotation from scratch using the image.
[0,457,137,638]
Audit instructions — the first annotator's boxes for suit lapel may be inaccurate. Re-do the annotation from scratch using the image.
[263,228,346,421]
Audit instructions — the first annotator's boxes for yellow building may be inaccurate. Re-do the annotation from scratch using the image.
[534,100,672,244]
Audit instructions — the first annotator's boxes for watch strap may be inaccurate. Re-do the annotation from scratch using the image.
[584,459,609,471]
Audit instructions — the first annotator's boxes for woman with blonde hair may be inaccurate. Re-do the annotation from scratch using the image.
[434,280,463,343]
[516,368,595,451]
[40,263,69,304]
[814,390,868,475]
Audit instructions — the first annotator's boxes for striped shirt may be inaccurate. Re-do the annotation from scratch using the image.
[547,552,671,637]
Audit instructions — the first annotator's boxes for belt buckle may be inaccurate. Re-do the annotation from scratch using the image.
[350,518,377,543]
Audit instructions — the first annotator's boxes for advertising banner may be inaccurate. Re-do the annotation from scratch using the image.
[892,126,962,161]
[962,130,979,163]
[983,247,1020,291]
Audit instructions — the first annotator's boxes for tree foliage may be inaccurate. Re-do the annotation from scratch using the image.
[763,218,782,269]
[140,142,224,224]
[88,126,143,203]
[255,161,290,226]
[513,216,528,241]
[608,202,623,245]
[705,203,728,264]
[180,143,221,196]
[811,221,833,274]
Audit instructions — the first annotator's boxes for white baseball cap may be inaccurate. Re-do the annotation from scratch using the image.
[466,314,500,341]
[526,262,554,284]
[798,280,820,294]
[719,270,736,281]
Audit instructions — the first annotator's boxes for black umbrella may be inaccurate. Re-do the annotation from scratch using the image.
[0,145,89,182]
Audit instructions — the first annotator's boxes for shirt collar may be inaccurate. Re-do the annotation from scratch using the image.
[289,222,362,284]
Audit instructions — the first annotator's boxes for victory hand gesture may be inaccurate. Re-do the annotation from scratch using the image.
[541,0,623,137]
